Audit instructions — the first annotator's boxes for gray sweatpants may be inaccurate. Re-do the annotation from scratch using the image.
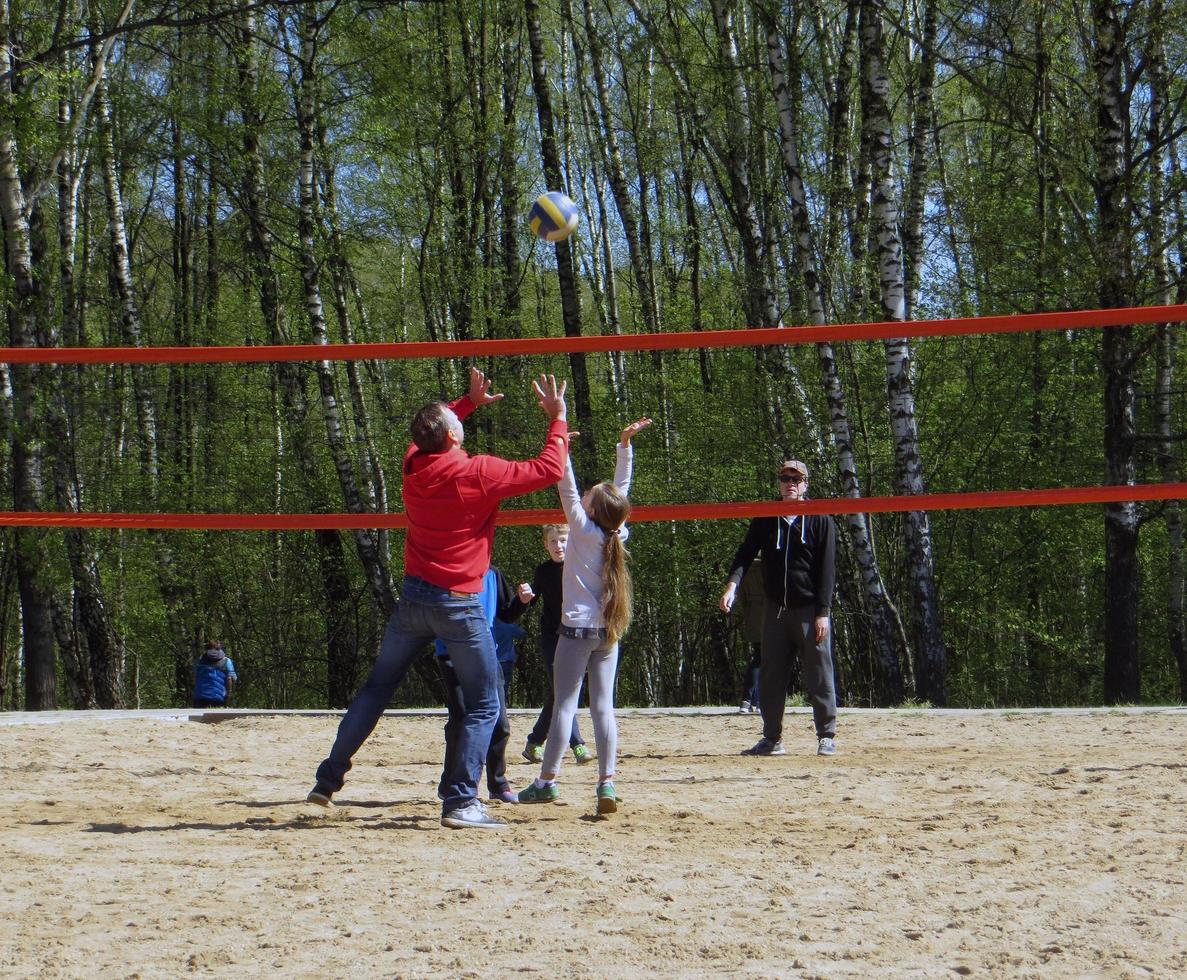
[760,600,837,741]
[542,634,619,780]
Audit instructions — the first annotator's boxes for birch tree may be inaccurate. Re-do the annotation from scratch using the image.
[860,0,947,703]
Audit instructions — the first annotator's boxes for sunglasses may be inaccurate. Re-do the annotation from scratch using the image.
[778,474,805,484]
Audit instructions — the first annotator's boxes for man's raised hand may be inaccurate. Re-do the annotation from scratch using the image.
[468,367,504,407]
[533,374,568,421]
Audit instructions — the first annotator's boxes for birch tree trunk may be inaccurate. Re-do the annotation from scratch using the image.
[1093,0,1141,704]
[901,0,937,321]
[0,1,57,708]
[318,133,390,563]
[49,84,122,707]
[763,10,905,703]
[235,6,380,706]
[97,75,159,483]
[860,0,947,703]
[580,0,656,335]
[291,5,394,625]
[1145,0,1184,699]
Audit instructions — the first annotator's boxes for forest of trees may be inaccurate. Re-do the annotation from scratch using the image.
[1,0,1184,712]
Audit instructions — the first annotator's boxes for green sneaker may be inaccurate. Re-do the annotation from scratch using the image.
[518,781,559,804]
[521,742,543,763]
[596,781,619,815]
[572,743,594,765]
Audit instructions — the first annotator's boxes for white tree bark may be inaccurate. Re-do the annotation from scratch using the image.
[860,0,947,703]
[764,12,906,702]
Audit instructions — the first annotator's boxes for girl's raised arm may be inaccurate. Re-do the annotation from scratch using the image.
[614,417,652,493]
[557,456,594,532]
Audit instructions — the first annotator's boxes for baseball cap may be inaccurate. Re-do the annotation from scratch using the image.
[779,460,808,479]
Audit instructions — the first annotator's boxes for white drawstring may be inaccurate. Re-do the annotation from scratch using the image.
[777,514,808,617]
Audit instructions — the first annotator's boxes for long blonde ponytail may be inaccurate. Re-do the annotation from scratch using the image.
[586,481,633,644]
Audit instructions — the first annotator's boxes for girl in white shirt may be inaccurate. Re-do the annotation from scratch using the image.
[519,417,651,813]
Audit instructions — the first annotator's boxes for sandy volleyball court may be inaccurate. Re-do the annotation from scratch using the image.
[1,708,1185,977]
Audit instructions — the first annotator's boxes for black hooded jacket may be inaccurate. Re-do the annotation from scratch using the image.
[726,514,836,615]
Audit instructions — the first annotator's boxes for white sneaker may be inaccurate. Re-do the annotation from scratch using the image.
[441,800,507,830]
[817,737,837,756]
[738,700,750,714]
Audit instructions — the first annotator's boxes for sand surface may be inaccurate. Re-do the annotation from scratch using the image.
[1,708,1185,978]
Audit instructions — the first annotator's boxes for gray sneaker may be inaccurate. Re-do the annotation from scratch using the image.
[817,737,837,756]
[741,738,786,756]
[441,800,507,830]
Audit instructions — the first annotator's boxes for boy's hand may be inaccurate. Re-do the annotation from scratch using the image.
[517,582,535,603]
[620,417,653,446]
[533,374,568,421]
[467,367,504,407]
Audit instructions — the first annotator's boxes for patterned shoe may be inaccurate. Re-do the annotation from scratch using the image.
[596,781,619,815]
[518,781,560,804]
[817,737,837,756]
[522,742,544,763]
[572,743,594,765]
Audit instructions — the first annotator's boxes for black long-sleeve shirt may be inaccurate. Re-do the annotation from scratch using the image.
[726,514,836,616]
[525,558,564,635]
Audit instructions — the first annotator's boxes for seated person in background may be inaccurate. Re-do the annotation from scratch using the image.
[194,640,237,708]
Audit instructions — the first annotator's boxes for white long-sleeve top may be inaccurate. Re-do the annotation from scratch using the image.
[558,443,633,630]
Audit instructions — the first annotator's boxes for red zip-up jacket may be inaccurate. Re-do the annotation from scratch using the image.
[402,394,569,593]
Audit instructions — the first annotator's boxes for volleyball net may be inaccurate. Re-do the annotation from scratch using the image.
[1,303,1184,530]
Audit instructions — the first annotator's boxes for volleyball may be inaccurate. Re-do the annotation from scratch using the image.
[529,191,579,242]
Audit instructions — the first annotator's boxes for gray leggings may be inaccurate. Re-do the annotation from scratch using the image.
[542,634,619,780]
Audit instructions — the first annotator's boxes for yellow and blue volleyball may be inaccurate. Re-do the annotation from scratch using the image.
[529,191,579,242]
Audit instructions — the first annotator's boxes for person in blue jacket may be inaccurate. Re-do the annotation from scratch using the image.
[492,616,525,705]
[436,567,526,804]
[193,640,237,708]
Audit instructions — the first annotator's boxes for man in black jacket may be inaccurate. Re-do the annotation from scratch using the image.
[719,460,838,757]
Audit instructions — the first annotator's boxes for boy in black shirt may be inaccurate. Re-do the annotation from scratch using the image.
[517,524,592,765]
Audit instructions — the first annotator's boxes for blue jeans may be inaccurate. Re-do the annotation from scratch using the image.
[437,655,511,797]
[315,576,500,815]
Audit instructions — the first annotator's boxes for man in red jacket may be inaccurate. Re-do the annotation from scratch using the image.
[309,369,569,829]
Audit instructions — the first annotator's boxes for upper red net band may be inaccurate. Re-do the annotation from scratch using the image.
[1,302,1184,364]
[3,303,1182,527]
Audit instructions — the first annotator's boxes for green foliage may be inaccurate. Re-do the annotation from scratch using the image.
[0,0,1184,711]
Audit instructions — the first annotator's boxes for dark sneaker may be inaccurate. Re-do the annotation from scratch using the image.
[518,781,560,803]
[490,788,519,804]
[440,800,506,830]
[522,742,544,764]
[596,781,619,815]
[741,738,786,756]
[306,787,334,807]
[572,743,594,765]
[817,737,837,756]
